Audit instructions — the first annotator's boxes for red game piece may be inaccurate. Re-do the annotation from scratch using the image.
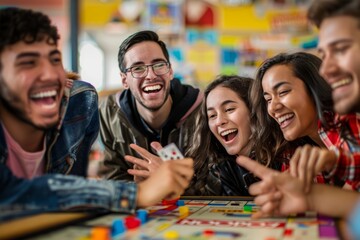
[203,229,215,236]
[124,216,141,229]
[284,228,293,236]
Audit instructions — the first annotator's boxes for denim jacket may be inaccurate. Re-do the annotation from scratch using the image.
[0,80,137,221]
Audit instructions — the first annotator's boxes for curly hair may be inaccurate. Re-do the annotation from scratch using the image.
[0,7,59,57]
[308,0,360,28]
[250,52,333,166]
[117,30,170,73]
[185,75,253,195]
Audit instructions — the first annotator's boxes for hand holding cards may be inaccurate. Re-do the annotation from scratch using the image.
[157,143,184,161]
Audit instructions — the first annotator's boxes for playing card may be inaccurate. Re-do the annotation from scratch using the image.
[157,143,184,161]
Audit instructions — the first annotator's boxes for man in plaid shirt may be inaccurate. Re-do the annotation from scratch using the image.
[285,0,360,192]
[236,3,360,238]
[318,113,360,191]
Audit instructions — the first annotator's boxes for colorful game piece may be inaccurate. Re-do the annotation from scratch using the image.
[176,200,185,206]
[91,227,110,240]
[137,209,148,224]
[243,205,252,212]
[284,228,293,236]
[178,206,189,216]
[112,219,126,236]
[203,229,215,236]
[164,230,180,239]
[124,216,141,229]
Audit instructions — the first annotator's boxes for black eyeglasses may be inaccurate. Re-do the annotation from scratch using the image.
[125,61,170,78]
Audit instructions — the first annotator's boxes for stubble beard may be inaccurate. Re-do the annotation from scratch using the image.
[0,78,58,131]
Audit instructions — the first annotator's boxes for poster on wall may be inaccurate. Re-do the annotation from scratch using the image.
[270,10,310,34]
[142,0,184,34]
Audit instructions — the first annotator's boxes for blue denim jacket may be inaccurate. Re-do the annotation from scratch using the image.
[0,80,137,221]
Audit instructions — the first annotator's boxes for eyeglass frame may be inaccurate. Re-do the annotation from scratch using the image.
[124,61,171,78]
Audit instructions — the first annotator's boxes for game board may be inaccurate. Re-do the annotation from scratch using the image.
[30,197,340,240]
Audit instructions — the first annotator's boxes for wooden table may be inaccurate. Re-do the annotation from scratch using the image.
[0,212,90,239]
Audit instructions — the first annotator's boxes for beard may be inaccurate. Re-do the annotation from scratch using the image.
[0,78,58,131]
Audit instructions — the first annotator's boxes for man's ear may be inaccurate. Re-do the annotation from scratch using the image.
[121,72,129,89]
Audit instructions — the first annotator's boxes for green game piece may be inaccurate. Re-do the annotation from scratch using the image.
[244,205,252,212]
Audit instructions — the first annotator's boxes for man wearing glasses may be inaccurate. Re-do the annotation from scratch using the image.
[99,30,203,181]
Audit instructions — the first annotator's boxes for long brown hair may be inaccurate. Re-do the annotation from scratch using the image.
[186,75,253,195]
[250,52,333,166]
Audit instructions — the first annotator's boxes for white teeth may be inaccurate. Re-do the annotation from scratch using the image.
[30,90,57,99]
[277,114,294,124]
[331,78,351,89]
[42,102,57,109]
[220,129,237,136]
[144,85,161,92]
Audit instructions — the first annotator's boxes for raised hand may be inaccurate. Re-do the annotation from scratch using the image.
[236,156,309,218]
[136,158,194,207]
[289,145,337,192]
[125,142,164,182]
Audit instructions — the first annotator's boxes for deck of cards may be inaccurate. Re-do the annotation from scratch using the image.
[157,143,184,161]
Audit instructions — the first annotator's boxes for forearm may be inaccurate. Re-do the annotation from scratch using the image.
[0,166,137,220]
[308,184,359,218]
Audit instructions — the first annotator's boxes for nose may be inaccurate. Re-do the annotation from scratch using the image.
[145,65,157,80]
[319,55,337,80]
[215,112,228,127]
[267,97,282,115]
[39,59,58,81]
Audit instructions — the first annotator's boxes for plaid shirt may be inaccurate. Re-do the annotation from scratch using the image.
[318,112,360,191]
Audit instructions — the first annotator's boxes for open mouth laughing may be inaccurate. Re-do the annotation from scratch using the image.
[142,84,163,94]
[220,129,238,142]
[277,113,294,128]
[30,90,58,109]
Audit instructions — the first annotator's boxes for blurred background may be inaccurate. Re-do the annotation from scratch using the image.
[0,0,317,90]
[0,0,317,177]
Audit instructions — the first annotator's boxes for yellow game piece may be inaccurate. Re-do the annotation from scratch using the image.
[178,206,189,216]
[164,230,180,239]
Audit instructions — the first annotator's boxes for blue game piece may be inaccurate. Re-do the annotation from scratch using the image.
[176,200,185,206]
[112,219,126,237]
[137,209,148,224]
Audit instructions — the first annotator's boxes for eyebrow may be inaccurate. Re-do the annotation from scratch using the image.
[263,81,290,97]
[16,49,61,59]
[129,58,167,67]
[207,99,237,111]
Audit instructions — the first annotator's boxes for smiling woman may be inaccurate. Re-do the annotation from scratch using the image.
[249,52,342,185]
[185,75,281,196]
